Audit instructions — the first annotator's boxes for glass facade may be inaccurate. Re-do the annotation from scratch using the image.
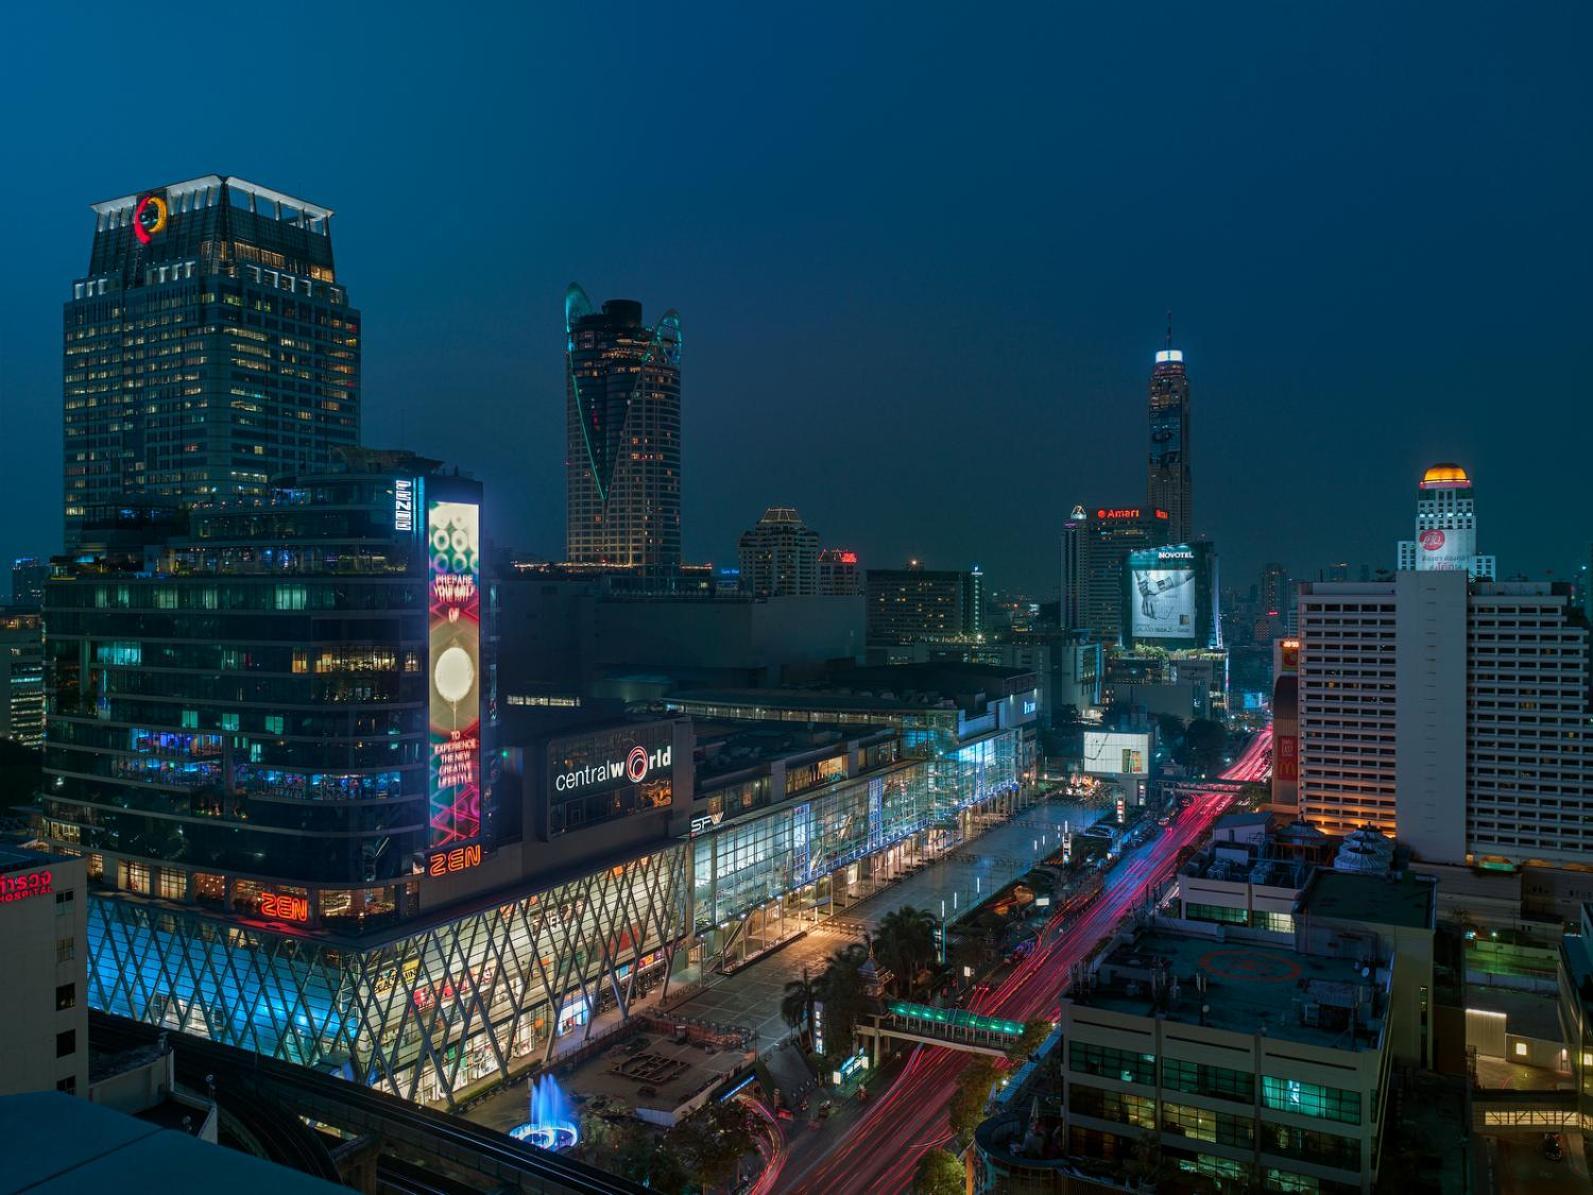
[87,845,685,1105]
[1070,1042,1157,1085]
[1163,1056,1257,1103]
[66,176,359,547]
[1260,1075,1362,1125]
[692,762,932,933]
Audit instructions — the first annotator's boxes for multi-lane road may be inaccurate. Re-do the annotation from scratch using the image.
[774,729,1274,1194]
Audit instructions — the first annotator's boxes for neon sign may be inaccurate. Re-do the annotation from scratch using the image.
[428,499,481,846]
[133,194,168,245]
[1,869,53,904]
[260,892,309,922]
[1096,508,1141,520]
[394,479,414,532]
[427,843,483,877]
[553,743,672,793]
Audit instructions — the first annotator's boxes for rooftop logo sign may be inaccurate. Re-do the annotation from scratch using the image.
[133,194,168,245]
[554,744,671,793]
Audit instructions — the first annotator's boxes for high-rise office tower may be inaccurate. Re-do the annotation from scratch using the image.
[10,558,48,610]
[1396,462,1496,579]
[1259,562,1289,617]
[63,177,360,548]
[817,548,862,596]
[865,561,984,646]
[1296,573,1592,866]
[564,285,682,578]
[737,507,819,598]
[1060,505,1170,642]
[1146,329,1192,543]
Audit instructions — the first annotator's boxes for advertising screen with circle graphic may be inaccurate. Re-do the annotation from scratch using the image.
[428,499,481,847]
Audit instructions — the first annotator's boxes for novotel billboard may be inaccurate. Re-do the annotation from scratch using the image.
[428,497,481,847]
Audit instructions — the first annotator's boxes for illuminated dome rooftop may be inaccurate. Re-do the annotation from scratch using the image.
[1420,462,1470,489]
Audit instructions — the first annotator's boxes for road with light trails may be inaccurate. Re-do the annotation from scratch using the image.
[773,728,1273,1195]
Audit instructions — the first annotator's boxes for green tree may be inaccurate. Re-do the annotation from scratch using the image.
[912,1147,966,1195]
[948,1059,1000,1143]
[780,966,819,1043]
[664,1100,759,1193]
[814,943,870,1066]
[1177,718,1228,776]
[1006,1018,1052,1063]
[875,906,937,996]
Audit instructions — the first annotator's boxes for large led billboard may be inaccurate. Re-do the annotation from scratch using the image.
[1415,524,1476,572]
[429,499,481,846]
[1083,731,1150,777]
[1130,546,1197,640]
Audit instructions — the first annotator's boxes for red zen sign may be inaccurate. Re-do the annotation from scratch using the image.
[260,892,310,922]
[427,844,483,877]
[1,869,53,904]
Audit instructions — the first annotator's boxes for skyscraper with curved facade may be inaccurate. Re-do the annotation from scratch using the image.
[1146,342,1192,544]
[564,286,682,578]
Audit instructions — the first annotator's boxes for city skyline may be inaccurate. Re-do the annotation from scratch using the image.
[3,6,1590,595]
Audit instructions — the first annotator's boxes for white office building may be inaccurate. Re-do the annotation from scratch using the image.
[1297,573,1593,867]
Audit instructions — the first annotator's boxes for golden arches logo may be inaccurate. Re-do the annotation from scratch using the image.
[133,194,168,244]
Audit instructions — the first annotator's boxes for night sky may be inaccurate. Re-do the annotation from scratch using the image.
[4,4,1590,599]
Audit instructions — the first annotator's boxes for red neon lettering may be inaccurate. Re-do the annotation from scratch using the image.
[261,893,309,922]
[427,843,482,877]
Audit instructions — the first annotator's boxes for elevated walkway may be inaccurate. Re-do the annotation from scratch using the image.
[1472,1087,1578,1133]
[856,1001,1030,1059]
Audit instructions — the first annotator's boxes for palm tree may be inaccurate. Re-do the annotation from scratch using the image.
[781,966,819,1043]
[876,906,937,997]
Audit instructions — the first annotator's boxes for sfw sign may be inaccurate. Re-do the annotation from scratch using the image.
[554,744,672,794]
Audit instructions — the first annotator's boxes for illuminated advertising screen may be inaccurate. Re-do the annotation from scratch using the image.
[1130,546,1197,640]
[1415,524,1475,571]
[429,499,481,846]
[1149,402,1184,465]
[1275,734,1298,783]
[1083,731,1150,777]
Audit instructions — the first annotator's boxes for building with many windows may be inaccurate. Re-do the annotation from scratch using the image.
[11,557,48,609]
[817,548,862,596]
[865,561,984,648]
[564,287,682,580]
[0,609,45,746]
[1054,927,1392,1194]
[1146,341,1193,544]
[64,176,360,549]
[0,848,88,1099]
[736,507,819,598]
[1296,574,1593,867]
[1060,505,1170,643]
[1396,463,1495,580]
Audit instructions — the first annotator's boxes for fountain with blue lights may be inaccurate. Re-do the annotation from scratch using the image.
[508,1074,580,1152]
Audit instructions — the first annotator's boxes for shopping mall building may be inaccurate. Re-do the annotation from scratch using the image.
[36,459,1039,1105]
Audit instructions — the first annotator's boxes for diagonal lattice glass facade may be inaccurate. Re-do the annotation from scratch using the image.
[87,845,686,1106]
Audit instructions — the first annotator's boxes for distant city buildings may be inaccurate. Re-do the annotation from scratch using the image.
[64,177,360,548]
[564,287,682,579]
[0,610,45,746]
[10,558,47,610]
[817,547,862,596]
[1059,505,1169,642]
[1146,337,1193,544]
[737,507,819,598]
[1396,462,1496,579]
[865,561,984,648]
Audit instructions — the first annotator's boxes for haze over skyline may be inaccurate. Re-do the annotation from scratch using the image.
[3,3,1590,595]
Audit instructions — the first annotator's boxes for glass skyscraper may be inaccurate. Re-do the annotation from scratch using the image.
[563,285,682,578]
[1147,342,1192,544]
[64,176,360,548]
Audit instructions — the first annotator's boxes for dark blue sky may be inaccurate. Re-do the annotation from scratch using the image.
[4,4,1590,597]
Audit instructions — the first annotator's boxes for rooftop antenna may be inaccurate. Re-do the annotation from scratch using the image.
[1165,310,1173,350]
